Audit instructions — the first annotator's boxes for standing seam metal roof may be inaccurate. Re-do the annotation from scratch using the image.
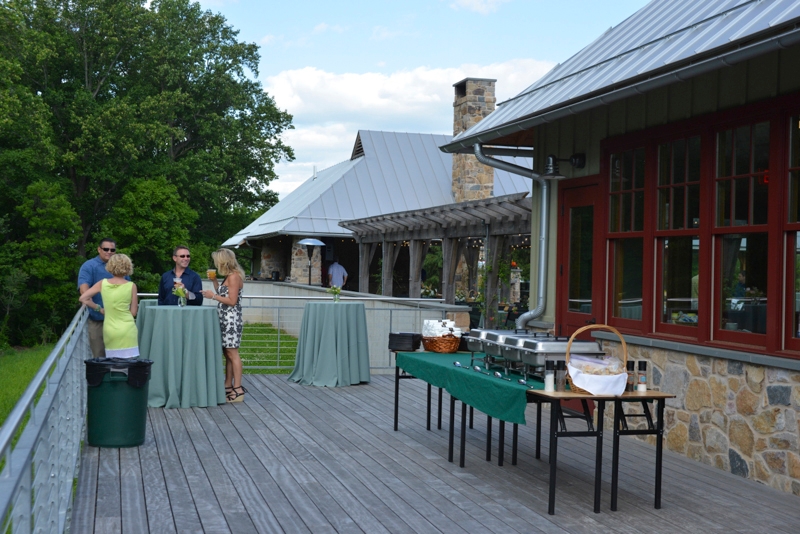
[441,0,800,152]
[222,130,532,247]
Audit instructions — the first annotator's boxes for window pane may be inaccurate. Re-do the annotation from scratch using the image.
[790,171,800,223]
[622,151,633,190]
[658,143,670,186]
[718,129,732,177]
[662,236,699,326]
[621,193,632,232]
[613,238,643,320]
[753,122,770,173]
[794,233,800,338]
[609,195,620,232]
[611,154,622,192]
[688,136,701,182]
[720,233,768,334]
[717,180,731,226]
[569,206,594,313]
[734,177,749,226]
[658,189,669,229]
[753,175,768,225]
[634,191,644,231]
[734,126,750,175]
[791,116,800,169]
[634,148,645,189]
[672,187,685,230]
[688,184,700,228]
[673,140,686,185]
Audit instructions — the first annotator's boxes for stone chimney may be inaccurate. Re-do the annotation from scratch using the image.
[452,78,496,203]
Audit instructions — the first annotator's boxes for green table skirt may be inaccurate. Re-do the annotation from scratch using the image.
[396,351,544,425]
[289,302,370,387]
[137,301,226,408]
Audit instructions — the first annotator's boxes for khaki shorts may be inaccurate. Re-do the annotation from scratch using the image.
[88,319,106,358]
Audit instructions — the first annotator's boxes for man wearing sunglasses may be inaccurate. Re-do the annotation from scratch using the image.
[157,246,204,306]
[78,238,128,357]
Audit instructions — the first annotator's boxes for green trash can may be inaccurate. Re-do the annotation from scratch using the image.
[85,358,153,447]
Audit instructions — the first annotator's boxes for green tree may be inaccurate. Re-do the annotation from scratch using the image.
[0,0,293,345]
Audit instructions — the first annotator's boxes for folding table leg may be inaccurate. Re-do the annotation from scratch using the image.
[535,400,542,459]
[593,400,605,513]
[611,400,622,511]
[547,400,559,515]
[393,366,400,431]
[460,401,467,468]
[448,395,455,462]
[655,399,665,509]
[437,388,443,429]
[485,416,492,461]
[426,383,432,430]
[498,420,505,466]
[512,423,518,465]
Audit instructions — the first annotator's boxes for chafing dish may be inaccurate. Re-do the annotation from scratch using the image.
[519,337,604,368]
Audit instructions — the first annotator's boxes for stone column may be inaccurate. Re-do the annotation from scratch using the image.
[290,237,322,285]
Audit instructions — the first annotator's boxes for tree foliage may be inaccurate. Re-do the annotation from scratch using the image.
[0,0,293,345]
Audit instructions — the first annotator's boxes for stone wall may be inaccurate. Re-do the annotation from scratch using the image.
[289,237,323,285]
[452,78,496,203]
[601,341,800,496]
[259,243,286,279]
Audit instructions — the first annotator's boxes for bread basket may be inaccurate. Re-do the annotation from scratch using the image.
[565,324,627,395]
[421,335,461,353]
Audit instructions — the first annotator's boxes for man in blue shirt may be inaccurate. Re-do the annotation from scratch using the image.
[158,246,204,306]
[78,237,126,358]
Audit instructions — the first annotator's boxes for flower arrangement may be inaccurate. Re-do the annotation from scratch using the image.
[327,285,341,302]
[172,286,187,307]
[421,283,436,298]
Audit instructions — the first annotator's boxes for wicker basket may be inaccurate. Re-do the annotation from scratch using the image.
[565,324,627,395]
[422,335,461,353]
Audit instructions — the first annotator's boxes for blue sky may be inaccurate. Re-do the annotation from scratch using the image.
[197,0,652,198]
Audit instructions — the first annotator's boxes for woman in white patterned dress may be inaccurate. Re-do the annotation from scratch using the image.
[200,249,246,402]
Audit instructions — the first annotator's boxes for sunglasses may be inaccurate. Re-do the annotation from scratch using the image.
[101,247,116,252]
[178,254,191,258]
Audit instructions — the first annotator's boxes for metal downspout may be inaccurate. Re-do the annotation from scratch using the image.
[473,143,549,329]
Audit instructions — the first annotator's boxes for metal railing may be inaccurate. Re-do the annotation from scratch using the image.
[0,307,89,533]
[0,288,465,532]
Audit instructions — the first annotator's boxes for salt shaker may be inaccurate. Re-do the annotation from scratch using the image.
[555,360,567,392]
[637,360,648,392]
[544,360,555,392]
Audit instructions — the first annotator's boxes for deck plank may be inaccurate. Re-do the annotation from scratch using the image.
[71,373,800,533]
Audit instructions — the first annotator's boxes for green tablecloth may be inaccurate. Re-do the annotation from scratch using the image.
[137,300,226,408]
[395,351,544,425]
[289,302,370,387]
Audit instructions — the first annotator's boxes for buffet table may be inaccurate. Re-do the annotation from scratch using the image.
[288,302,370,387]
[394,351,675,515]
[136,300,226,408]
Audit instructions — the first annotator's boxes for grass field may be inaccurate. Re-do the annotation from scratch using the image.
[239,322,297,374]
[0,344,54,426]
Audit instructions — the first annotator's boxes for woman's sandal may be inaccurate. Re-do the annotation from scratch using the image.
[227,386,247,403]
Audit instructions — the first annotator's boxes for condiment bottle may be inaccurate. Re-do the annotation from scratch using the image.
[637,360,648,392]
[555,360,566,392]
[626,360,635,392]
[544,360,555,392]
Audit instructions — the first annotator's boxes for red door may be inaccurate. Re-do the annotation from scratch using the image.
[557,179,606,339]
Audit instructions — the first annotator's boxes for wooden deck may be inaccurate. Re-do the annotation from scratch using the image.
[72,374,799,533]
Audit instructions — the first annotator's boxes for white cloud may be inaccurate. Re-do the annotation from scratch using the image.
[266,58,554,198]
[371,25,405,41]
[313,23,345,34]
[260,34,277,45]
[449,0,511,14]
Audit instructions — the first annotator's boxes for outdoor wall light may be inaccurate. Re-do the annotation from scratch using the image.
[297,238,325,285]
[542,153,586,179]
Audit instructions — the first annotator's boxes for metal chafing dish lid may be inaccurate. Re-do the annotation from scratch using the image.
[483,330,526,344]
[520,336,604,354]
[502,331,553,347]
[467,328,498,340]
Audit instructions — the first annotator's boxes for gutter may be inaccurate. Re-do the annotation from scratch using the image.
[473,144,549,329]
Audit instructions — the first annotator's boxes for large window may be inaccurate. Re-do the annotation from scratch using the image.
[609,148,645,321]
[600,106,800,354]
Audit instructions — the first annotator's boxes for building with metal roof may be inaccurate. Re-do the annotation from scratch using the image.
[224,129,531,290]
[436,0,800,494]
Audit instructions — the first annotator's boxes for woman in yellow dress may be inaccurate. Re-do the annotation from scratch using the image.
[79,254,139,358]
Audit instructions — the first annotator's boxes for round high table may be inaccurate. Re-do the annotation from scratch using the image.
[136,300,227,408]
[288,302,370,387]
